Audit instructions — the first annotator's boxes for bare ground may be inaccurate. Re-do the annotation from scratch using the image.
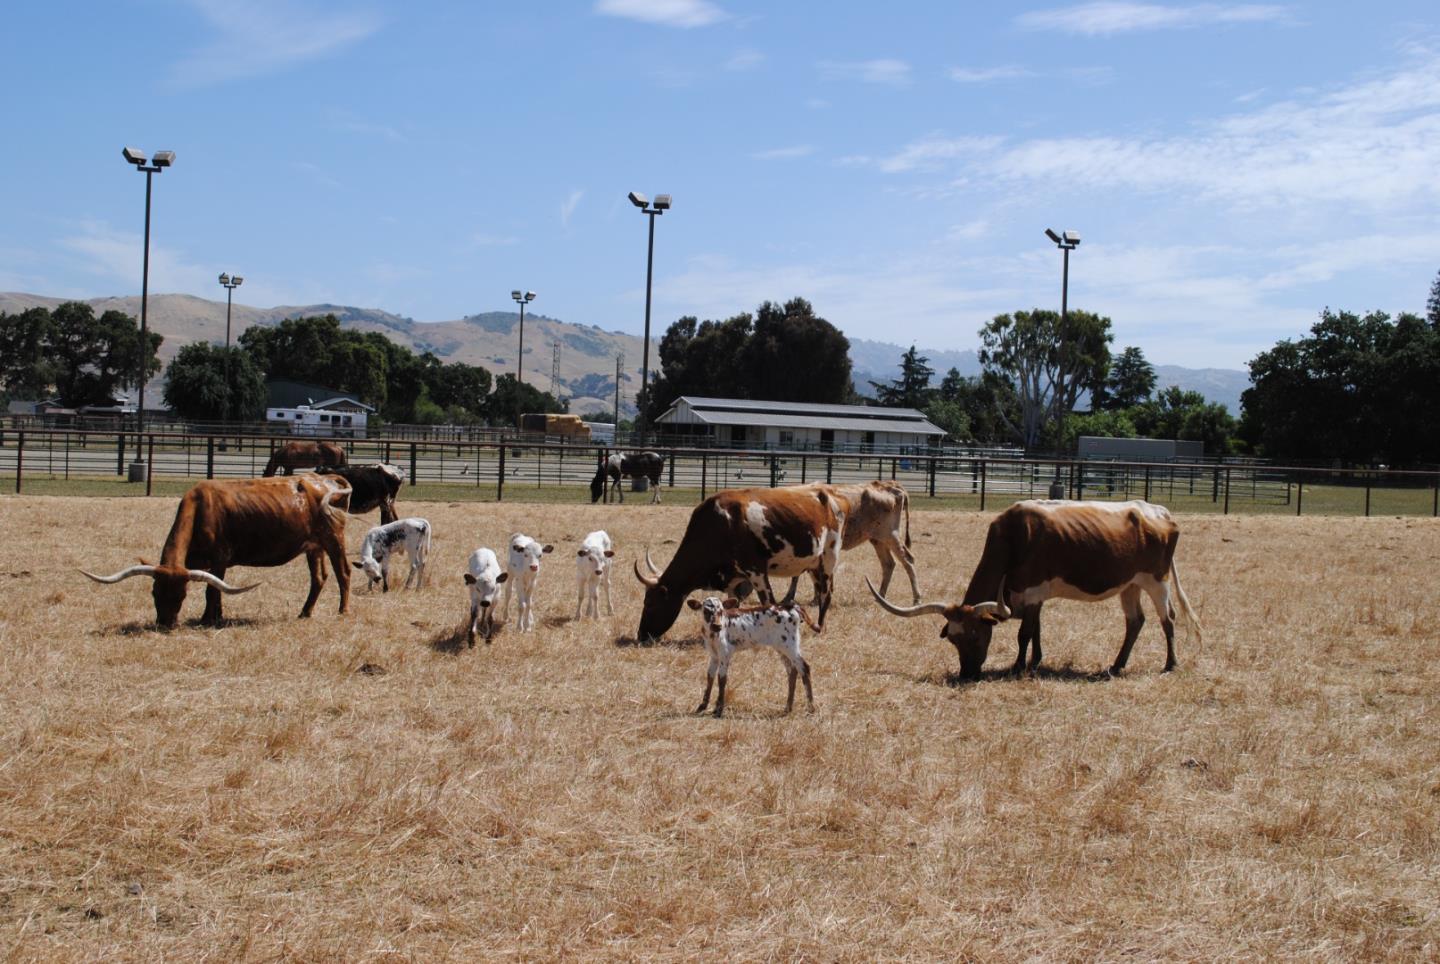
[0,496,1437,960]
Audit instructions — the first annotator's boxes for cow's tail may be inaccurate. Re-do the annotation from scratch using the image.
[793,604,822,634]
[1169,558,1201,645]
[902,487,912,550]
[320,482,351,525]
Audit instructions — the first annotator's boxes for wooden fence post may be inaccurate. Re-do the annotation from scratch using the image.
[409,443,418,484]
[980,460,987,511]
[146,435,155,496]
[116,433,125,476]
[1296,471,1304,516]
[497,445,505,502]
[207,436,215,480]
[1223,467,1231,515]
[700,452,707,500]
[14,431,22,494]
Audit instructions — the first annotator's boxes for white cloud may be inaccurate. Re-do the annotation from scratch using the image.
[947,65,1034,84]
[1017,2,1290,36]
[818,59,912,86]
[58,221,216,296]
[725,48,764,71]
[595,0,727,28]
[751,145,814,160]
[876,135,1005,173]
[561,190,585,229]
[172,0,382,86]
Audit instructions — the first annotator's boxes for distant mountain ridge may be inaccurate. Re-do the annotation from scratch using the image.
[0,292,1251,417]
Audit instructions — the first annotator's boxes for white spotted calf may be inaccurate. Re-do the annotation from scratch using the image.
[574,530,616,620]
[685,596,817,718]
[353,517,431,592]
[463,548,509,646]
[501,533,553,632]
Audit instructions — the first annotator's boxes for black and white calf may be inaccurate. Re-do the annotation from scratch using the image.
[353,517,431,592]
[589,451,664,504]
[501,533,554,632]
[462,547,508,645]
[574,530,616,620]
[685,596,817,718]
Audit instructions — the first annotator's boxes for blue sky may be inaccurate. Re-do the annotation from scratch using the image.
[4,1,1439,370]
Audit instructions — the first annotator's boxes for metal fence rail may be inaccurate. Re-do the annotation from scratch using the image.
[2,428,1438,517]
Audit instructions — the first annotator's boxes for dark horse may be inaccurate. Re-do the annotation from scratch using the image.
[590,451,664,504]
[263,440,348,477]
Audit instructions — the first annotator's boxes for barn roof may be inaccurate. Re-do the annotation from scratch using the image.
[656,396,945,435]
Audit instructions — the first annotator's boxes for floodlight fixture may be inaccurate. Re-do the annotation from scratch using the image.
[1044,228,1061,244]
[511,289,522,300]
[231,275,243,286]
[628,191,648,208]
[629,190,675,443]
[219,272,230,285]
[151,150,175,167]
[1063,230,1080,245]
[122,146,147,166]
[121,142,177,460]
[652,194,672,210]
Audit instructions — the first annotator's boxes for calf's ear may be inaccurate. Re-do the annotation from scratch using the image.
[722,597,740,610]
[352,561,363,569]
[686,599,702,610]
[542,545,554,554]
[577,549,586,557]
[496,572,509,583]
[604,550,615,557]
[464,573,477,585]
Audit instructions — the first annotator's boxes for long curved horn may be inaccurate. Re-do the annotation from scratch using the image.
[865,576,948,618]
[633,558,659,588]
[972,578,1012,620]
[80,565,158,584]
[643,548,661,576]
[186,570,261,594]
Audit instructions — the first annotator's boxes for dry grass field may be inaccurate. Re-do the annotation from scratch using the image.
[1,494,1437,960]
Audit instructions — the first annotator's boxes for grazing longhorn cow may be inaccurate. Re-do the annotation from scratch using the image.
[867,499,1200,679]
[315,463,404,523]
[263,440,348,477]
[590,451,664,504]
[80,475,352,628]
[633,485,846,641]
[795,480,920,603]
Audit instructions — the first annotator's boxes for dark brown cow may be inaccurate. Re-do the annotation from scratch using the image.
[315,463,404,523]
[867,499,1200,679]
[633,486,846,640]
[81,475,353,628]
[263,440,348,476]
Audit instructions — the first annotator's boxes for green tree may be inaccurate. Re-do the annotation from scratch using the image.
[162,343,267,421]
[485,373,567,426]
[1134,387,1237,455]
[1058,408,1139,450]
[50,301,162,407]
[978,308,1113,449]
[870,345,935,409]
[0,307,56,402]
[644,298,851,422]
[1100,345,1157,410]
[928,367,1022,445]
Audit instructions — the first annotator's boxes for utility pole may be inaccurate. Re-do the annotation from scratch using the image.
[614,353,624,437]
[550,340,562,401]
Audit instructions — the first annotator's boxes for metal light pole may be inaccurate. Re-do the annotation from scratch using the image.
[218,272,243,423]
[511,289,536,430]
[1045,227,1080,495]
[122,147,174,469]
[628,191,671,444]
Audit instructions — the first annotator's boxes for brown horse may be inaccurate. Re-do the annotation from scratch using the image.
[263,440,348,476]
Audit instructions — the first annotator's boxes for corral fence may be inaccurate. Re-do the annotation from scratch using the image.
[2,427,1438,517]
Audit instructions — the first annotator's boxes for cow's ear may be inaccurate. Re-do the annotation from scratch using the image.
[542,544,554,554]
[722,597,740,610]
[496,572,508,583]
[352,561,363,569]
[604,550,615,557]
[464,573,477,585]
[577,549,586,557]
[686,599,702,610]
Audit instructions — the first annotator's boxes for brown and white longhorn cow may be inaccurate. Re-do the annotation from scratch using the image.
[633,486,846,641]
[81,475,352,628]
[867,500,1200,679]
[795,480,920,603]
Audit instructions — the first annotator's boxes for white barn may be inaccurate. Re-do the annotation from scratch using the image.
[654,396,945,452]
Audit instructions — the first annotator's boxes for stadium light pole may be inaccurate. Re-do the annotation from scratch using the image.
[628,191,671,444]
[122,147,174,466]
[511,289,536,430]
[218,272,243,423]
[1045,227,1080,492]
